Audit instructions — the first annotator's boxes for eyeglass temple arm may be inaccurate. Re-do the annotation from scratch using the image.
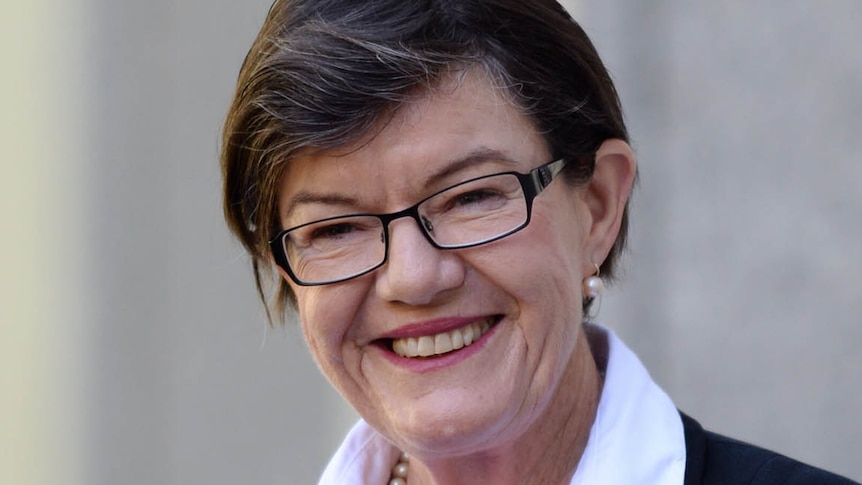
[530,158,568,192]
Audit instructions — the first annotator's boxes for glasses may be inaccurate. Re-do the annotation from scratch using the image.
[270,157,571,286]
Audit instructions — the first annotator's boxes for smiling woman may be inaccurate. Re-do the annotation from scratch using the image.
[273,74,616,479]
[220,1,858,484]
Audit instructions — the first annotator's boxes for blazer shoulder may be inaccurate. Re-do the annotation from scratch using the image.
[681,412,859,485]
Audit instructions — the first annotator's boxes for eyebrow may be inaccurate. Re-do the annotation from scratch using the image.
[425,147,520,186]
[281,192,359,221]
[281,147,520,220]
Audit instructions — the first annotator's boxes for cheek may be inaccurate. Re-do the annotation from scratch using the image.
[532,193,591,276]
[495,209,586,294]
[466,201,588,337]
[295,285,362,367]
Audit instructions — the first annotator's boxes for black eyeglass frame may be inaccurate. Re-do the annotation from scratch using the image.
[269,157,574,286]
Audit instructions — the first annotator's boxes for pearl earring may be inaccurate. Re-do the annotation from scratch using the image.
[583,263,604,299]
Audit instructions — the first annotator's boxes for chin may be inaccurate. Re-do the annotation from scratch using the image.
[384,392,523,458]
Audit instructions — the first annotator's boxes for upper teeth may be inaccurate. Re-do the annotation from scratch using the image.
[391,319,493,358]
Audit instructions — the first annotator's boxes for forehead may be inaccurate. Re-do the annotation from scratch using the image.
[277,70,549,220]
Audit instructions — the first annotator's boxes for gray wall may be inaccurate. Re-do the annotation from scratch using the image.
[578,0,862,480]
[83,1,353,483]
[2,1,858,483]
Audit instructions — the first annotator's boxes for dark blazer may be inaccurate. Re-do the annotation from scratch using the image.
[681,412,858,484]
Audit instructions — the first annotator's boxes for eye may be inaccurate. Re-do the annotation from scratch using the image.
[289,217,379,251]
[453,189,501,207]
[423,174,521,220]
[289,216,381,249]
[309,222,358,241]
[441,187,508,214]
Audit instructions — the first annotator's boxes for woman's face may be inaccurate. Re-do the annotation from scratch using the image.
[277,71,601,455]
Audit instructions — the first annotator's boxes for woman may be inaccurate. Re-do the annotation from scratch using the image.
[221,0,856,483]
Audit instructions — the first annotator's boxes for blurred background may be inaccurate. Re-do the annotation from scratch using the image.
[1,0,859,483]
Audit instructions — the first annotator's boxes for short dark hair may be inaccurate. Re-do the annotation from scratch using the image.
[221,0,631,321]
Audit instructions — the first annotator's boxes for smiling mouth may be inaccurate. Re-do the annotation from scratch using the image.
[389,317,499,358]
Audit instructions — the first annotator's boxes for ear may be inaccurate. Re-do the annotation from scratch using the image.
[580,139,637,270]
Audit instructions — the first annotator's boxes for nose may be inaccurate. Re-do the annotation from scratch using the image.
[374,217,465,306]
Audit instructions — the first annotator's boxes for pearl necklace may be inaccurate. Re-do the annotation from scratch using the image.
[388,451,409,485]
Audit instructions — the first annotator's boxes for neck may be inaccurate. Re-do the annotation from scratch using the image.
[405,325,603,485]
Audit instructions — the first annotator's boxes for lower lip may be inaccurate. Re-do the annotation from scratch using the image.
[377,320,500,373]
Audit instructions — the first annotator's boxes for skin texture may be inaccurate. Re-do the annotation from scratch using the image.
[276,71,637,484]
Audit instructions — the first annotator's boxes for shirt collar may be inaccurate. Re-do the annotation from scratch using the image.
[571,324,686,484]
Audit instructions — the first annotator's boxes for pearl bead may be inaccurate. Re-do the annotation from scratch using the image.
[584,275,604,298]
[389,451,410,484]
[392,462,409,478]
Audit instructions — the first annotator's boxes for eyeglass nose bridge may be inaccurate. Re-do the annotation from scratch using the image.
[376,202,443,253]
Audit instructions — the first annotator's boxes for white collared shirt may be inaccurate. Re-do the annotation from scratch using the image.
[318,325,686,484]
